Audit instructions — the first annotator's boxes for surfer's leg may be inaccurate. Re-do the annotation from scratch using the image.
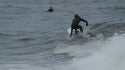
[78,25,83,33]
[75,29,78,35]
[70,28,73,38]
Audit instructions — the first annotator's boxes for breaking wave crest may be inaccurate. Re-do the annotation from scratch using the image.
[55,34,125,70]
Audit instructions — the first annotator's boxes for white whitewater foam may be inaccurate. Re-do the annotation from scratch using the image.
[55,34,125,70]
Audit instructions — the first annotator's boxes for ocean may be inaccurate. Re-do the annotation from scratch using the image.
[0,0,125,70]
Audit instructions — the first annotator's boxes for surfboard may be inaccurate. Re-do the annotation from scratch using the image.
[67,28,81,36]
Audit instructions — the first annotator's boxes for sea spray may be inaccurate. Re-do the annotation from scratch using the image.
[56,34,125,70]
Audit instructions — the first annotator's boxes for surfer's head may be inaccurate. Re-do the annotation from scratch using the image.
[74,14,79,18]
[50,7,52,9]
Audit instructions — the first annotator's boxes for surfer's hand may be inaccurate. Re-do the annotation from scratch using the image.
[86,23,88,26]
[86,21,88,26]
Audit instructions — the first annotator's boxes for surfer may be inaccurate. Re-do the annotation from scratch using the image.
[70,14,88,38]
[47,7,54,13]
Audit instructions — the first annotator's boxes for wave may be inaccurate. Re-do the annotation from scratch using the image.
[88,22,125,38]
[0,33,11,37]
[17,37,35,42]
[55,33,125,70]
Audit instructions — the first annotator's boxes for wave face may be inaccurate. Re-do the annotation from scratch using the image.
[0,0,125,70]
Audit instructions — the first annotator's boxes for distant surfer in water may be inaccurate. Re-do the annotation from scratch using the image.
[47,7,54,13]
[70,14,88,38]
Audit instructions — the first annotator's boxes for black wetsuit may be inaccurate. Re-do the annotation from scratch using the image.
[47,8,54,12]
[70,17,88,37]
[71,18,84,32]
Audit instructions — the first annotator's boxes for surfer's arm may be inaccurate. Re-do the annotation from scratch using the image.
[81,19,88,26]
